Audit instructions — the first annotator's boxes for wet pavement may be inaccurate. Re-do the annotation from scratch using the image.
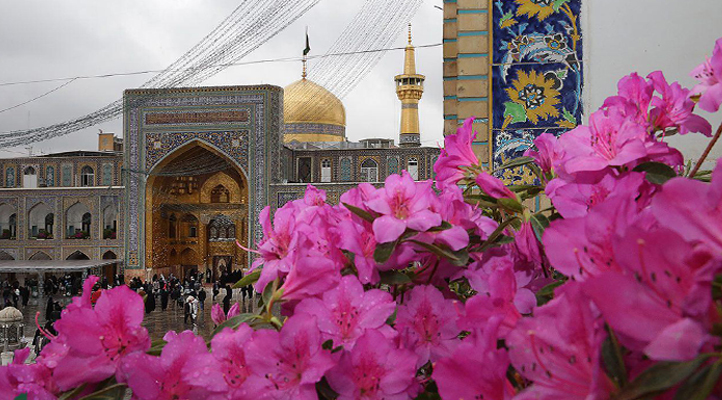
[19,287,259,345]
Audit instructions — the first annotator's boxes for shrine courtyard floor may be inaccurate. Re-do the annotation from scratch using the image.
[19,287,258,343]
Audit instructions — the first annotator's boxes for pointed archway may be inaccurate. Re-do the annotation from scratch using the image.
[145,140,249,278]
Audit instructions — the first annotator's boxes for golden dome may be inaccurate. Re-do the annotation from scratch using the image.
[284,78,345,126]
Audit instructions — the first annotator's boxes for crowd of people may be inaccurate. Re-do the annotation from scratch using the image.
[3,269,255,354]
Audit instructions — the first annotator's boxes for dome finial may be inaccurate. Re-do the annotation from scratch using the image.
[408,23,412,45]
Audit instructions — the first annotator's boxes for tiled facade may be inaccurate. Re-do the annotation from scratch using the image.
[0,153,124,263]
[444,0,584,180]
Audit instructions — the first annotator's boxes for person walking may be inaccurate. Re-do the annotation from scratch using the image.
[222,285,232,315]
[197,287,206,312]
[160,287,169,311]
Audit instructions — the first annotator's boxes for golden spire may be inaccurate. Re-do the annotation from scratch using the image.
[395,22,424,148]
[404,23,417,75]
[302,56,307,79]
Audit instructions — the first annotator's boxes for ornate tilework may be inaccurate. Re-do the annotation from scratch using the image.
[491,0,583,171]
[5,168,14,188]
[387,156,399,175]
[339,157,352,182]
[45,166,55,187]
[124,85,283,270]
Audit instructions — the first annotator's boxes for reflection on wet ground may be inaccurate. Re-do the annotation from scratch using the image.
[20,287,259,344]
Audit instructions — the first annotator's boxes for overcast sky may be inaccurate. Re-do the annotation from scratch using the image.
[1,0,722,167]
[0,0,444,157]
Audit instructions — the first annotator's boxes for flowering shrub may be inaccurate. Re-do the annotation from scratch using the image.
[4,38,722,400]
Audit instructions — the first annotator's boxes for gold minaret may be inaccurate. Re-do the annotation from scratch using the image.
[395,24,425,148]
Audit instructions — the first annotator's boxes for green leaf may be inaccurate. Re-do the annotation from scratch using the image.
[427,221,453,232]
[233,270,261,288]
[615,355,709,400]
[552,0,570,11]
[409,240,469,266]
[262,279,277,311]
[379,270,413,285]
[147,339,167,356]
[535,279,564,306]
[712,273,722,300]
[504,101,528,124]
[633,162,677,185]
[342,202,375,223]
[211,313,260,339]
[316,378,339,400]
[673,360,722,400]
[562,107,577,124]
[530,213,550,242]
[494,156,535,172]
[601,325,628,388]
[14,395,28,400]
[77,383,127,400]
[322,339,334,350]
[374,241,397,264]
[497,197,524,213]
[477,217,519,252]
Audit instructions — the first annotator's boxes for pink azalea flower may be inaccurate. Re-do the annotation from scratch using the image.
[121,330,226,400]
[210,324,255,398]
[254,206,302,292]
[325,329,419,400]
[211,302,240,326]
[280,252,341,302]
[395,285,461,367]
[545,172,648,218]
[558,108,650,176]
[690,38,722,112]
[507,284,614,400]
[543,191,641,281]
[584,225,720,361]
[366,171,442,243]
[48,283,150,390]
[523,132,564,175]
[337,218,382,284]
[0,348,58,400]
[513,222,542,268]
[463,258,534,337]
[647,71,712,136]
[433,317,515,400]
[434,117,480,189]
[602,72,653,124]
[475,171,516,200]
[652,159,722,254]
[295,275,395,349]
[244,315,335,399]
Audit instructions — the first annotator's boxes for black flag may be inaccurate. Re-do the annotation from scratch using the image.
[303,28,311,56]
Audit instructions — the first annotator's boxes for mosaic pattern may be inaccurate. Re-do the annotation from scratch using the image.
[339,157,352,182]
[492,0,583,172]
[124,86,283,270]
[0,188,123,260]
[285,123,345,137]
[5,168,14,188]
[145,130,250,172]
[387,156,399,175]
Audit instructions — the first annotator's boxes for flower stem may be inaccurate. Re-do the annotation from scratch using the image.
[690,122,722,177]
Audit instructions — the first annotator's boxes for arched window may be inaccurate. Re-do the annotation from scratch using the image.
[181,214,199,239]
[81,166,95,187]
[28,203,52,239]
[103,206,117,239]
[407,157,419,180]
[82,212,92,234]
[45,166,55,187]
[0,205,16,239]
[210,185,230,203]
[5,167,15,188]
[66,251,89,260]
[340,158,352,182]
[66,202,91,238]
[208,215,235,241]
[23,167,37,188]
[321,159,332,183]
[61,165,72,187]
[168,214,177,239]
[360,159,378,182]
[102,164,113,186]
[387,157,399,176]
